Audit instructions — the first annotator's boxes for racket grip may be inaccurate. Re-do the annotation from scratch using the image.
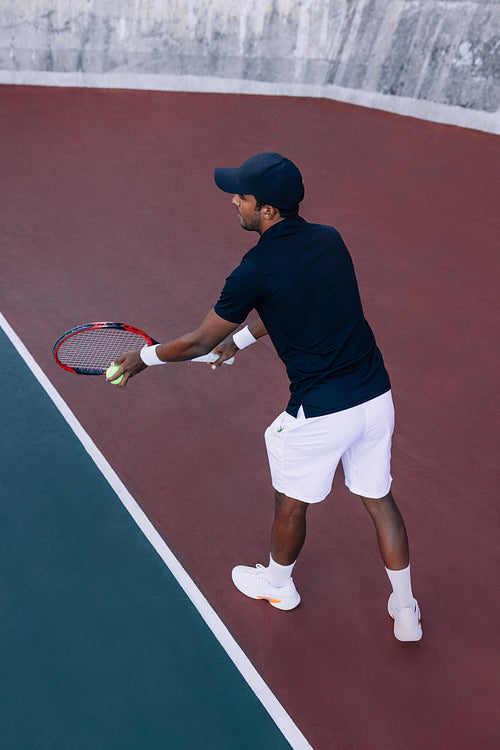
[190,352,234,365]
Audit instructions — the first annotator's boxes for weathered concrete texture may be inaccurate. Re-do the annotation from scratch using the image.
[0,0,498,112]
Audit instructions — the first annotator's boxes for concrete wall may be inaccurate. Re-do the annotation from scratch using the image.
[0,1,499,132]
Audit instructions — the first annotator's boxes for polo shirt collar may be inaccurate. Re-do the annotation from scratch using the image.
[258,215,306,241]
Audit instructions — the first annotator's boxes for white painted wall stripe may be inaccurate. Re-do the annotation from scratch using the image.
[0,311,313,750]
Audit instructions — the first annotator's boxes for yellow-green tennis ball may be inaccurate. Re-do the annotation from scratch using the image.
[106,364,124,385]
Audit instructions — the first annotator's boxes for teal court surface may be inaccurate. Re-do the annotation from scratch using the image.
[0,323,304,750]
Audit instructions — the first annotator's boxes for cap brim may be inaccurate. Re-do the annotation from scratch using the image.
[214,167,246,195]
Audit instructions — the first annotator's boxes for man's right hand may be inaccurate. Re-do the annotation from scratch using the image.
[211,339,239,367]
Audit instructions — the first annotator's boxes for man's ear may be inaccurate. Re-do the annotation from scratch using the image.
[263,205,279,220]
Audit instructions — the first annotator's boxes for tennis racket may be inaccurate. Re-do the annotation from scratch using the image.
[53,321,233,375]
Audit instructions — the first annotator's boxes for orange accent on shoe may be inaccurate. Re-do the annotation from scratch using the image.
[257,596,281,603]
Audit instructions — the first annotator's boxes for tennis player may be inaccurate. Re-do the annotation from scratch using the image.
[114,152,422,642]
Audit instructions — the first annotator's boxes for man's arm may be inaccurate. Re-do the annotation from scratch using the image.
[211,315,268,367]
[109,308,239,386]
[247,317,268,340]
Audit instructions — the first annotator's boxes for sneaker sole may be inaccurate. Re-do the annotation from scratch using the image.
[265,594,300,611]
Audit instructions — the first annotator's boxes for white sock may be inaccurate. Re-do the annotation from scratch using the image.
[385,564,414,608]
[267,555,296,588]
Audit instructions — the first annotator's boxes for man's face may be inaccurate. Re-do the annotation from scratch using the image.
[232,193,263,232]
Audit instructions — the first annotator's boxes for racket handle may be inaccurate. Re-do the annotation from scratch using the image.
[190,352,234,365]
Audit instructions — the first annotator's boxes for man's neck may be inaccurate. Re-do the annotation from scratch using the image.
[258,214,286,235]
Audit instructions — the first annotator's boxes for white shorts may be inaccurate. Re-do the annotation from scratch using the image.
[264,391,395,503]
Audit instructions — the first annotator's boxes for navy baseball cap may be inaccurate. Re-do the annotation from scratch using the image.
[214,152,304,210]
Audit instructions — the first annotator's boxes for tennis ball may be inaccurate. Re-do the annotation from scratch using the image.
[106,364,124,385]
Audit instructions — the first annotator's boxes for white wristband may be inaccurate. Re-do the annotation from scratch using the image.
[233,326,257,350]
[140,344,165,366]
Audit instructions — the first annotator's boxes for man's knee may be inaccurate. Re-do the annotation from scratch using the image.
[274,490,309,521]
[361,490,397,516]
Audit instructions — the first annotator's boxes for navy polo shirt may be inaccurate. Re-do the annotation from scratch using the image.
[214,215,390,417]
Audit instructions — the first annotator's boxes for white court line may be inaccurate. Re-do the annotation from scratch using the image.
[0,311,313,750]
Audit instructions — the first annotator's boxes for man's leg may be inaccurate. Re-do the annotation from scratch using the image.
[361,490,408,569]
[231,491,307,610]
[271,491,309,565]
[362,490,422,641]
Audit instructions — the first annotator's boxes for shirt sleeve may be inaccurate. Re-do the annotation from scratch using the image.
[214,257,265,325]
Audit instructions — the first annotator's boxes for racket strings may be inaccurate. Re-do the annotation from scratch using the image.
[56,329,147,370]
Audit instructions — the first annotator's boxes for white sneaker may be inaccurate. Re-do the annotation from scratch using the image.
[388,593,423,641]
[231,564,301,610]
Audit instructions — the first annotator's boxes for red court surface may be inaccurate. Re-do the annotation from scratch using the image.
[1,84,499,749]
